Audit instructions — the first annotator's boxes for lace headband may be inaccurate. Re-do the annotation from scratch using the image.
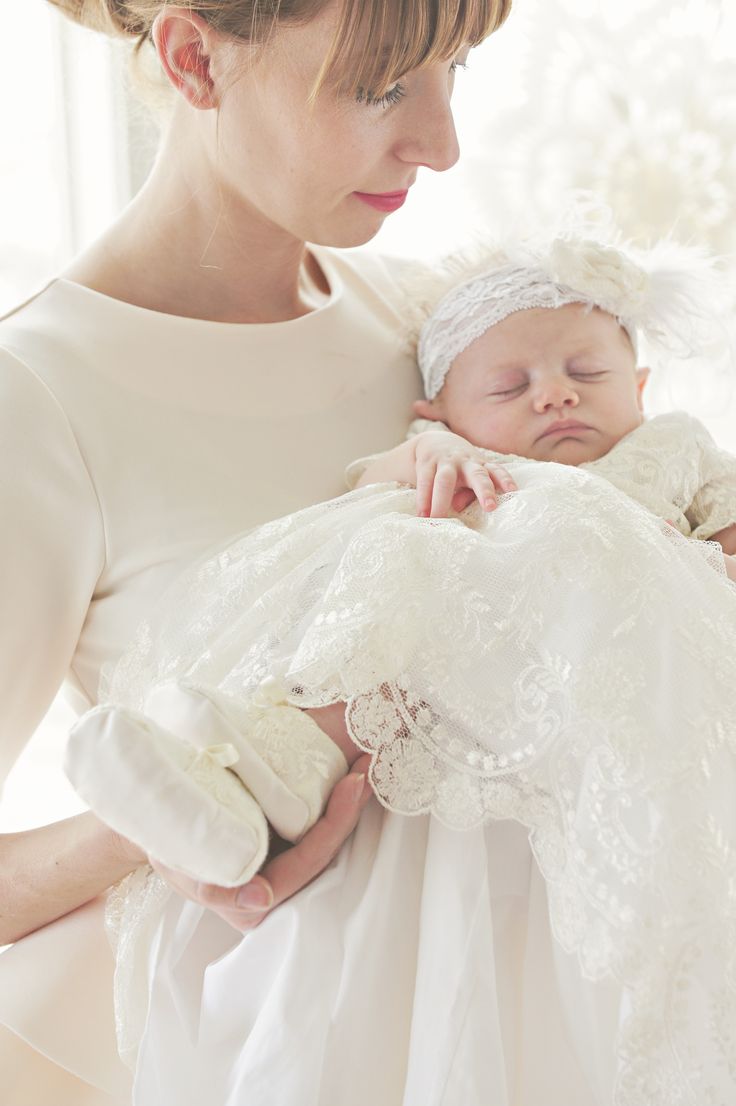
[417,237,727,400]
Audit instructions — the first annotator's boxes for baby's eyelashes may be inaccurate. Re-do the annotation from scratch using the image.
[487,384,527,399]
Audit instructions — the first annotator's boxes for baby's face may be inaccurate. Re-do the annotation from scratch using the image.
[420,304,648,465]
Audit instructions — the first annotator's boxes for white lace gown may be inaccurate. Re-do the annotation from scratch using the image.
[106,412,736,1106]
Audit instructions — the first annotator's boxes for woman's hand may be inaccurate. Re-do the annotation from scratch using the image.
[149,754,373,932]
[413,431,516,517]
[724,553,736,583]
[711,523,736,555]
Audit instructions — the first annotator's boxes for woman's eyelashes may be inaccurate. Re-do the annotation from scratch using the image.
[356,83,406,108]
[356,57,469,109]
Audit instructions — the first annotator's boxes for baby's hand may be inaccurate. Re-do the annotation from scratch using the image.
[413,431,516,518]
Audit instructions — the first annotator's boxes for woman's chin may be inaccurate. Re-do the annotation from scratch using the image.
[310,223,385,249]
[307,205,394,249]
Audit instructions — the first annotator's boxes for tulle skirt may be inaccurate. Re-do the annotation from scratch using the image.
[103,462,736,1105]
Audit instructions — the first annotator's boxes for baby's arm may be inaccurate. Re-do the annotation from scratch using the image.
[685,421,736,545]
[355,431,516,518]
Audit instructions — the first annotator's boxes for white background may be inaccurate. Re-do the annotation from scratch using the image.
[1,0,735,832]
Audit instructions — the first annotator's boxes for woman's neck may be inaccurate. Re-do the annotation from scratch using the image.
[62,116,330,324]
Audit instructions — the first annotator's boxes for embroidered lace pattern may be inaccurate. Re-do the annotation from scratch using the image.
[101,414,736,1102]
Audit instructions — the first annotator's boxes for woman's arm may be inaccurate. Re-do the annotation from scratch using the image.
[0,815,145,945]
[1,760,375,943]
[710,523,736,555]
[0,349,110,941]
[724,553,736,583]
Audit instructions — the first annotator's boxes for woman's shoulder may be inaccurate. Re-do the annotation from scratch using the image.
[0,279,88,372]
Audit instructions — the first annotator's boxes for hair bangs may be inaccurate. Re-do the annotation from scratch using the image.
[314,0,512,102]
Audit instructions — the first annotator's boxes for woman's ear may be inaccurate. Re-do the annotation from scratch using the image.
[635,367,650,411]
[152,9,220,109]
[413,398,445,421]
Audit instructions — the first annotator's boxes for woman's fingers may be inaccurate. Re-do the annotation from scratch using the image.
[148,858,270,933]
[255,755,373,913]
[150,757,374,934]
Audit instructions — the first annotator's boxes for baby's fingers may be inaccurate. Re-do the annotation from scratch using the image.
[485,462,516,494]
[429,462,460,518]
[461,461,500,513]
[415,460,437,518]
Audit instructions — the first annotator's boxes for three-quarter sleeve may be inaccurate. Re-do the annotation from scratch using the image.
[685,421,736,540]
[0,348,105,786]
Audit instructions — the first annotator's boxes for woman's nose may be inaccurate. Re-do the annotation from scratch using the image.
[531,379,580,413]
[394,79,460,172]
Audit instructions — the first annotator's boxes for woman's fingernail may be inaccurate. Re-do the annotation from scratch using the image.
[484,498,497,510]
[349,773,366,801]
[236,879,273,911]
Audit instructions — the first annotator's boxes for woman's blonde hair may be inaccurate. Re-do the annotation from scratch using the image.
[47,1,512,99]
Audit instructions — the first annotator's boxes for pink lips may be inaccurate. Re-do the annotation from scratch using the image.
[354,190,409,213]
[538,419,592,440]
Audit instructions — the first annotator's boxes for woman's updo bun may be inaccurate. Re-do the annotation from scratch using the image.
[46,1,514,101]
[46,1,151,38]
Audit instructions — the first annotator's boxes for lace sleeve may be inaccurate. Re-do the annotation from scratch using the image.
[344,451,384,490]
[685,421,736,539]
[405,417,451,438]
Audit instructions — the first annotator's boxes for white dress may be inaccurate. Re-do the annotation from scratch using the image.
[0,247,421,1106]
[103,412,736,1106]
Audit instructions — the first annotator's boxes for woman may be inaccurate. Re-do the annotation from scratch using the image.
[0,2,515,1104]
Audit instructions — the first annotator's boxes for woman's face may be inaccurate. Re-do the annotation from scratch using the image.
[213,3,464,247]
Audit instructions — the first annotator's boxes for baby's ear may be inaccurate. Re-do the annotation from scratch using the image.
[635,367,650,410]
[413,398,445,421]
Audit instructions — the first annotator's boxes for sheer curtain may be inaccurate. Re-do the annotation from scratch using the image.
[1,0,735,831]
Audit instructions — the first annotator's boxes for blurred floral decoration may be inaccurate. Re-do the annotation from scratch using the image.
[466,0,736,423]
[474,0,736,254]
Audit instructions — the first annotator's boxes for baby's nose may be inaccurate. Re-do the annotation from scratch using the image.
[533,380,580,411]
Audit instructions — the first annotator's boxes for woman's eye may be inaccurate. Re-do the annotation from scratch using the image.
[356,83,406,108]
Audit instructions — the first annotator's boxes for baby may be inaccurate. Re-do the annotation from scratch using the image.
[355,240,736,560]
[67,235,736,887]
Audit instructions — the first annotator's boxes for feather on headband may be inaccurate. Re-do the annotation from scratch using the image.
[417,236,732,400]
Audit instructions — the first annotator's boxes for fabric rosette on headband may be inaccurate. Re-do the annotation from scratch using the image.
[417,235,733,400]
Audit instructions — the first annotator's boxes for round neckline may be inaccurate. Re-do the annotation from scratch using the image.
[52,246,343,330]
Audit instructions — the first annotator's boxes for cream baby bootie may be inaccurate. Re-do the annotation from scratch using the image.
[144,678,349,844]
[65,679,349,889]
[66,705,271,887]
